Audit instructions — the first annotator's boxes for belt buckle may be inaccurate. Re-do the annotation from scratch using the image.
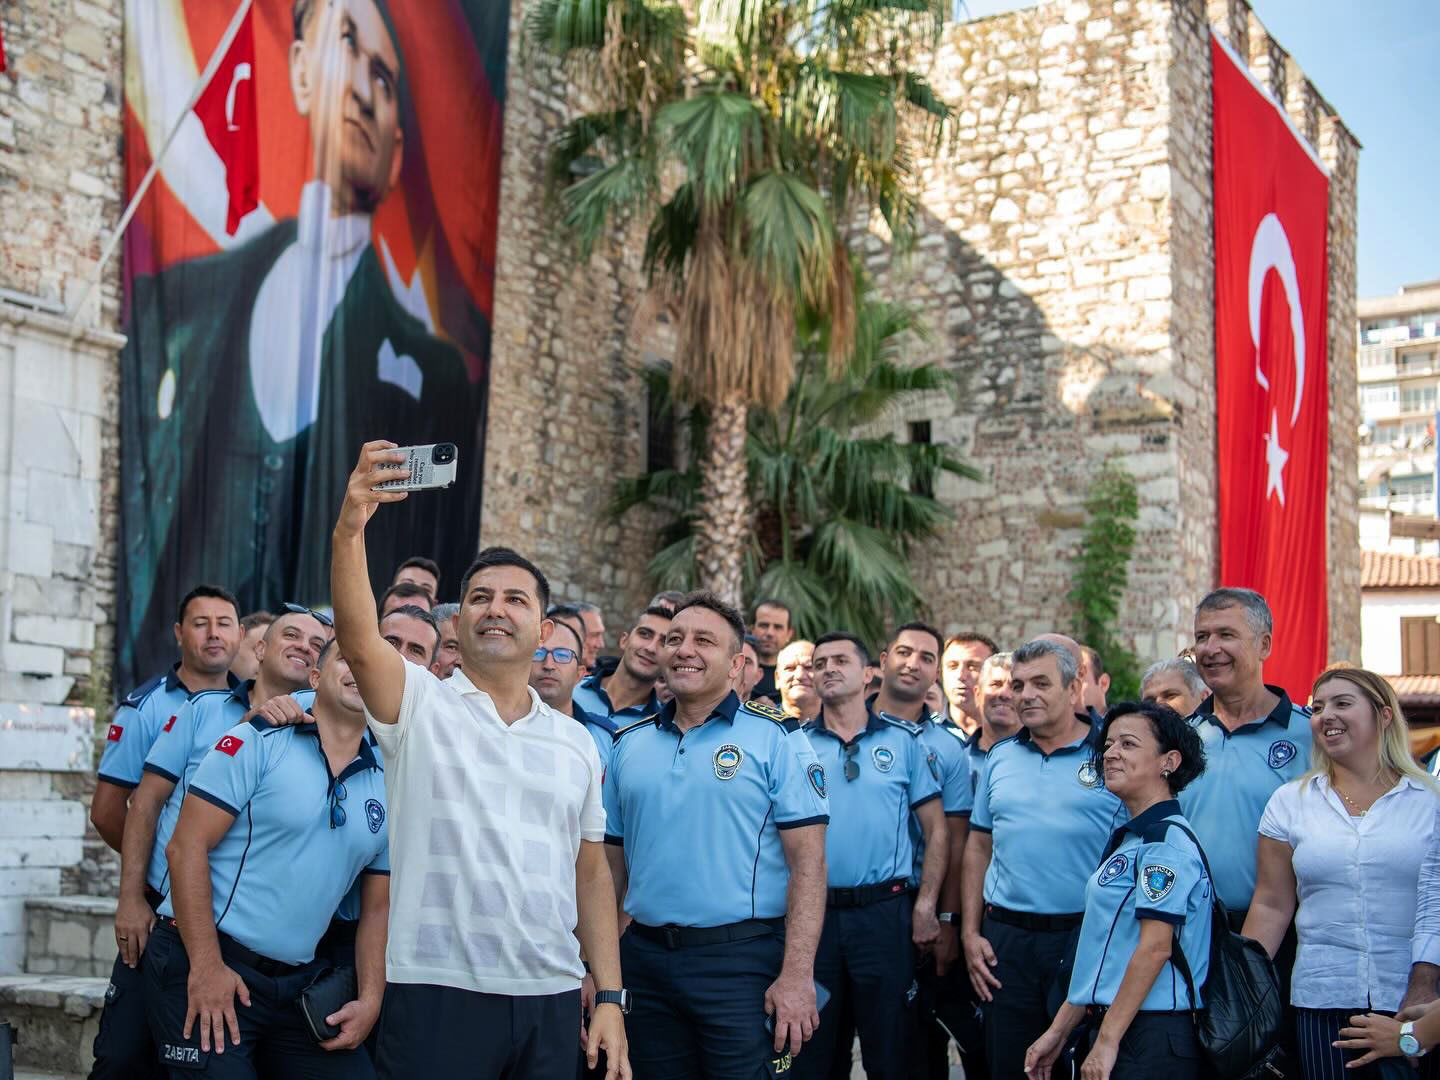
[662,925,681,950]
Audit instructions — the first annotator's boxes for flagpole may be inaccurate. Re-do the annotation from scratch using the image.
[67,0,254,333]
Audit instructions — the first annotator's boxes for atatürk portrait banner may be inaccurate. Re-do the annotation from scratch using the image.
[118,0,508,688]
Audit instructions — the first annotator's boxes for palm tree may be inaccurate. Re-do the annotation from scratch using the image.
[528,0,952,605]
[609,271,977,644]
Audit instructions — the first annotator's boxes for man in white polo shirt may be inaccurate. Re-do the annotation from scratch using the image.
[330,440,631,1080]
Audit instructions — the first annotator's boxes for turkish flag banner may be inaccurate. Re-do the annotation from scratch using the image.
[1212,33,1330,699]
[191,6,258,234]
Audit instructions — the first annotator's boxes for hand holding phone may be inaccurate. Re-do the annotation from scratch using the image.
[373,443,458,492]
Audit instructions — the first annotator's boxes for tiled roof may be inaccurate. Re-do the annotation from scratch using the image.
[1361,550,1440,589]
[1390,674,1440,708]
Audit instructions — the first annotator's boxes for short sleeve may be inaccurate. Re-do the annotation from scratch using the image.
[1257,782,1297,843]
[1134,838,1206,925]
[771,728,829,829]
[1414,806,1440,966]
[187,723,267,817]
[907,738,943,810]
[143,697,196,784]
[602,743,624,845]
[97,701,151,788]
[970,753,994,832]
[363,833,391,875]
[578,735,606,843]
[937,744,972,817]
[366,659,431,757]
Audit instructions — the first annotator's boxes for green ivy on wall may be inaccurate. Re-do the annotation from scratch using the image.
[1068,463,1141,702]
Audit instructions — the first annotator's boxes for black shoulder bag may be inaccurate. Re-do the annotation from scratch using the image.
[1165,822,1290,1079]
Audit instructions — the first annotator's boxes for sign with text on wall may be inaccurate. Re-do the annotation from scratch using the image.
[117,0,509,691]
[1212,32,1330,699]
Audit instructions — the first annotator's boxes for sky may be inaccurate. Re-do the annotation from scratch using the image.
[957,0,1440,299]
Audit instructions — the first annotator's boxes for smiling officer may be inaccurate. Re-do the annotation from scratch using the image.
[795,631,946,1080]
[574,606,670,727]
[604,591,829,1079]
[145,641,389,1076]
[960,639,1125,1080]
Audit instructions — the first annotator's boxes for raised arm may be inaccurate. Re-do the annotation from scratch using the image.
[331,441,410,725]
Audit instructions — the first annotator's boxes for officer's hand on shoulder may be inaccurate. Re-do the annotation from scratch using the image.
[319,997,381,1052]
[250,695,308,727]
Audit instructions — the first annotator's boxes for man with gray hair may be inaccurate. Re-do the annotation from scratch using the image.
[1179,588,1310,920]
[1139,658,1206,719]
[960,639,1123,1079]
[431,602,461,680]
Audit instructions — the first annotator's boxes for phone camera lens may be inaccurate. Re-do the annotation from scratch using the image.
[433,443,456,465]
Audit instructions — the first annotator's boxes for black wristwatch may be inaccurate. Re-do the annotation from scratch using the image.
[594,989,632,1014]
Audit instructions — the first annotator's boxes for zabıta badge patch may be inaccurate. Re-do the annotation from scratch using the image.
[1097,853,1130,887]
[1267,740,1297,769]
[1141,864,1176,902]
[807,762,828,799]
[713,744,743,780]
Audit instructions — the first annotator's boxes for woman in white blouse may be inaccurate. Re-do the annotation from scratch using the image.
[1244,668,1440,1079]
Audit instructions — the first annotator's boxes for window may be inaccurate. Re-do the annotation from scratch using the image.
[1359,346,1394,368]
[1390,473,1434,497]
[1400,351,1436,376]
[1402,615,1440,675]
[1401,385,1437,414]
[1361,384,1399,406]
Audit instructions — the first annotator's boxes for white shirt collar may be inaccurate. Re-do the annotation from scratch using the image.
[446,668,545,721]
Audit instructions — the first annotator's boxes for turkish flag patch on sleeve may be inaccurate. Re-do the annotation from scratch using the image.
[106,724,123,742]
[163,715,177,733]
[215,735,244,756]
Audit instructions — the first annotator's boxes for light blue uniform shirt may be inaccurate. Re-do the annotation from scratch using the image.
[141,683,253,894]
[1178,686,1310,910]
[159,719,389,965]
[957,729,993,799]
[804,709,942,888]
[908,715,973,882]
[573,671,660,729]
[292,688,317,712]
[1067,801,1212,1010]
[572,700,616,774]
[98,666,236,789]
[971,719,1126,914]
[604,693,829,927]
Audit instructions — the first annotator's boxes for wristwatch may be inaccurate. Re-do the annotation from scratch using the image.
[594,989,632,1014]
[1399,1021,1426,1057]
[937,913,958,925]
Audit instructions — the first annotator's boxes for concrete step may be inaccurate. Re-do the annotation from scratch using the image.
[0,974,104,1076]
[24,896,115,978]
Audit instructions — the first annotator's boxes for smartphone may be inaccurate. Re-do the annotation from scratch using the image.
[765,981,831,1034]
[375,443,458,492]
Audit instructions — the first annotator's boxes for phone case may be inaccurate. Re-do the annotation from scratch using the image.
[375,443,458,491]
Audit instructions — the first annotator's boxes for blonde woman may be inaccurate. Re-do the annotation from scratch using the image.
[1243,668,1440,1079]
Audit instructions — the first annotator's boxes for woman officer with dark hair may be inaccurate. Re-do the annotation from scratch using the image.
[1024,702,1211,1079]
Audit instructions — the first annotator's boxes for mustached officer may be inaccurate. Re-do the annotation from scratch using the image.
[960,640,1124,1080]
[603,592,829,1079]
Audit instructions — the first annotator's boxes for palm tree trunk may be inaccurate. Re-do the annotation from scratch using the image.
[694,399,750,608]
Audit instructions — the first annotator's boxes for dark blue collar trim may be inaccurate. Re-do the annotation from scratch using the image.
[863,692,933,726]
[1122,799,1181,836]
[656,690,741,732]
[164,664,186,694]
[298,721,382,782]
[1014,713,1097,754]
[809,705,884,742]
[1193,684,1294,732]
[572,701,617,734]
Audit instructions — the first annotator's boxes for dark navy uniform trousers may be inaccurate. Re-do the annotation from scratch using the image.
[143,923,375,1079]
[622,924,788,1080]
[89,885,165,1080]
[793,893,913,1080]
[980,915,1073,1080]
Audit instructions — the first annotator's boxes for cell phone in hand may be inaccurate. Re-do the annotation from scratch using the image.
[375,443,458,491]
[765,981,831,1034]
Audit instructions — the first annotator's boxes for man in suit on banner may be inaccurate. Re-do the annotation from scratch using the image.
[122,0,476,680]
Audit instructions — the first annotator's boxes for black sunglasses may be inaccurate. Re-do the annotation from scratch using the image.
[329,779,348,830]
[534,647,578,665]
[282,602,334,628]
[842,742,860,783]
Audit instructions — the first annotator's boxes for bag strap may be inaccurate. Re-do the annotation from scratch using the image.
[1147,819,1223,1011]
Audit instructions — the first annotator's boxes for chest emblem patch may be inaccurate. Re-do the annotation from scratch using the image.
[872,746,895,772]
[714,744,743,780]
[807,762,828,799]
[1267,740,1297,769]
[1076,760,1101,788]
[365,798,385,833]
[1097,853,1130,887]
[1141,864,1176,902]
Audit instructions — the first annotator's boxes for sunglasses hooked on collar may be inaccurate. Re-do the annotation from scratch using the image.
[282,602,334,628]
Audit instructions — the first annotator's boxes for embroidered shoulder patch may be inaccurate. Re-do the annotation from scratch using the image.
[1267,740,1297,769]
[214,734,244,757]
[926,750,941,782]
[744,698,787,723]
[807,762,828,799]
[1141,864,1176,902]
[106,724,123,743]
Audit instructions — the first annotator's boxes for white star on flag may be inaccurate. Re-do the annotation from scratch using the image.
[1264,408,1289,506]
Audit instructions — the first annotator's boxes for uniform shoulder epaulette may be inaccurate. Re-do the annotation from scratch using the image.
[878,713,923,736]
[742,698,799,732]
[122,674,166,708]
[614,715,659,741]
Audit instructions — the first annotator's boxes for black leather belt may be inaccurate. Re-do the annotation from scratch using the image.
[155,916,304,976]
[827,878,912,909]
[629,918,784,949]
[144,885,164,912]
[985,904,1083,931]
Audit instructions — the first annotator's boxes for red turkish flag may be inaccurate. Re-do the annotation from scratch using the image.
[192,6,258,235]
[1212,33,1330,699]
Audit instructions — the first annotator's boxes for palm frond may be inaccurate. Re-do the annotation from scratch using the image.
[738,172,835,306]
[751,561,833,640]
[547,109,644,192]
[658,92,766,211]
[525,0,612,54]
[558,156,658,259]
[643,182,700,280]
